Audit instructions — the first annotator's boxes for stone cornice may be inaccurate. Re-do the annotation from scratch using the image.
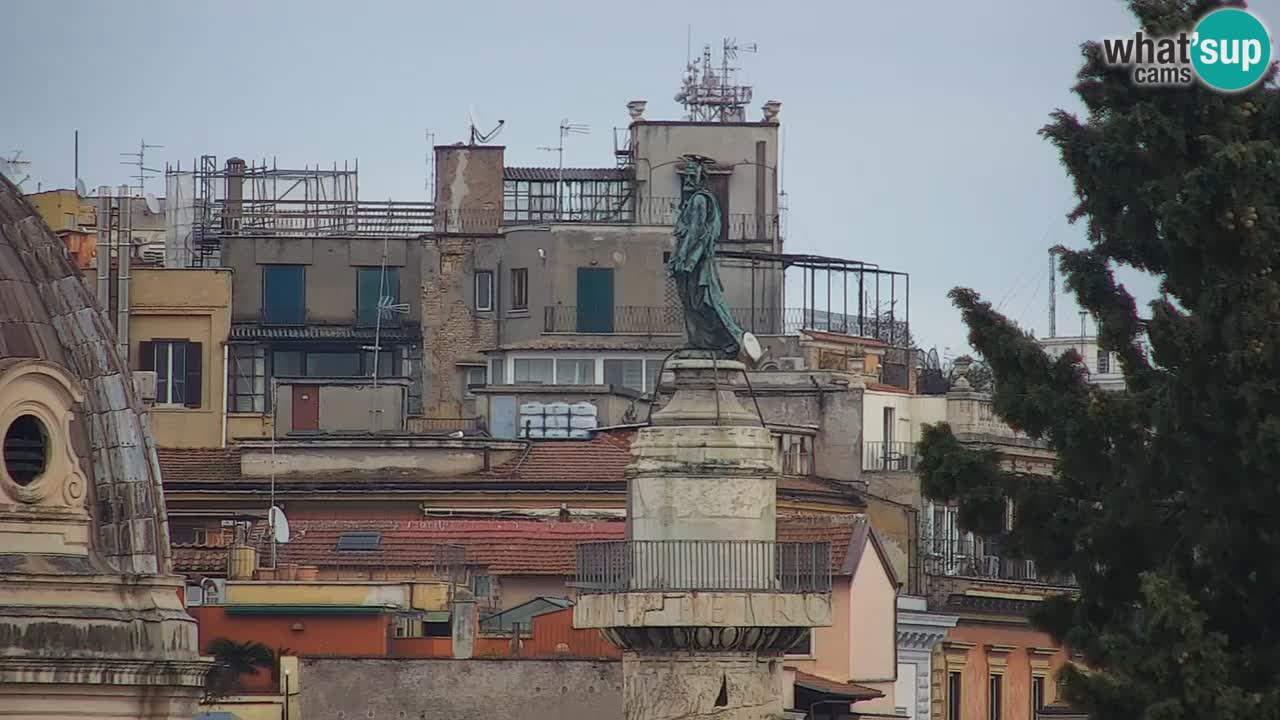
[898,628,950,650]
[0,657,211,688]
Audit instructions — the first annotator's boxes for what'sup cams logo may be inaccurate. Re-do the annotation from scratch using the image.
[1101,7,1272,92]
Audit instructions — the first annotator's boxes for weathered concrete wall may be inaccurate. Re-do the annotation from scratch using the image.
[746,373,864,485]
[274,379,408,433]
[224,236,421,326]
[421,236,499,417]
[299,658,621,720]
[623,651,783,720]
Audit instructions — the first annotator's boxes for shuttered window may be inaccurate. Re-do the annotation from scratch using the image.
[262,265,305,325]
[138,340,203,408]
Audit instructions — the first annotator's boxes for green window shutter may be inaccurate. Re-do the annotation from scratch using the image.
[576,268,614,333]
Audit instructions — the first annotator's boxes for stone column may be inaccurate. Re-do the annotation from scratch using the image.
[576,359,832,720]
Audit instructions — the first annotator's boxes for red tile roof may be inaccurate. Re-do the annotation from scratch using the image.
[171,544,229,574]
[171,514,877,578]
[157,447,241,484]
[478,432,635,484]
[275,518,626,575]
[790,669,884,701]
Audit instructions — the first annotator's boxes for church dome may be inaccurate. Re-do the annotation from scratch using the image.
[0,175,208,718]
[0,174,170,574]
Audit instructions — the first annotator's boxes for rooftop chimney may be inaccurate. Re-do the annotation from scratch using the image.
[627,100,647,121]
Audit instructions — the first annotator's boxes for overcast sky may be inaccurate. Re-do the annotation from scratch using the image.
[8,1,1278,357]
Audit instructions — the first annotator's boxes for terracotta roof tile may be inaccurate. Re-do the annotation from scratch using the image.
[240,514,872,577]
[866,382,910,394]
[479,431,636,483]
[157,447,241,484]
[791,669,884,701]
[172,544,229,574]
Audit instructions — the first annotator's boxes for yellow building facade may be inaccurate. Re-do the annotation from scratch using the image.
[129,268,233,448]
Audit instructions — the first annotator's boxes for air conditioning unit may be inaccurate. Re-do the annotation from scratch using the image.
[133,371,157,403]
[779,357,804,371]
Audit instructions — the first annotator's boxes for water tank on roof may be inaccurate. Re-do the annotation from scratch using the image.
[544,428,569,439]
[568,428,592,439]
[544,414,569,429]
[570,402,597,416]
[545,401,570,415]
[570,415,597,429]
[520,401,546,415]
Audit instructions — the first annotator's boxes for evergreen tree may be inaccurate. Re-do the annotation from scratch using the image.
[918,2,1280,718]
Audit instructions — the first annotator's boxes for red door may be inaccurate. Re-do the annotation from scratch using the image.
[292,386,319,432]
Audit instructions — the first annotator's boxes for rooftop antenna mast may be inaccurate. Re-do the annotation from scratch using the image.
[1048,247,1058,338]
[120,138,163,196]
[0,151,32,190]
[364,209,411,432]
[675,37,756,122]
[538,120,589,220]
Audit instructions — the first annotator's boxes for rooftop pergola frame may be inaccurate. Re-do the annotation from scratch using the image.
[718,249,910,348]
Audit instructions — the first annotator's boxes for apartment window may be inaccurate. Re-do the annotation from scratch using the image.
[989,674,1003,720]
[556,358,596,385]
[306,352,361,377]
[511,268,528,311]
[784,629,812,657]
[140,341,202,408]
[470,574,493,599]
[502,178,634,223]
[356,267,400,328]
[489,358,506,385]
[463,366,487,398]
[262,265,305,325]
[474,270,494,311]
[272,350,303,377]
[228,345,265,413]
[1032,675,1046,715]
[947,672,962,720]
[1097,350,1111,374]
[604,358,645,393]
[513,358,554,384]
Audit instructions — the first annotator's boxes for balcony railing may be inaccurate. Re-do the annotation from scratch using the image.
[922,535,1076,586]
[863,441,920,472]
[544,305,683,334]
[434,197,780,242]
[406,416,486,434]
[575,540,831,594]
[542,305,902,343]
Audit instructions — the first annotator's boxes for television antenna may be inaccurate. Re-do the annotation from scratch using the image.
[75,178,88,197]
[368,225,412,432]
[675,38,756,122]
[120,138,163,196]
[143,193,160,215]
[537,119,589,220]
[468,107,505,145]
[0,151,32,190]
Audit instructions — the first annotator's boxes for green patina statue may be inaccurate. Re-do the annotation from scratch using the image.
[668,157,747,359]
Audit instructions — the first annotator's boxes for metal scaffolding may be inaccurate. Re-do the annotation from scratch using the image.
[164,156,435,268]
[718,250,911,348]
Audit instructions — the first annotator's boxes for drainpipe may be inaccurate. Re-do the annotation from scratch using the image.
[221,343,230,447]
[96,186,111,311]
[116,185,131,364]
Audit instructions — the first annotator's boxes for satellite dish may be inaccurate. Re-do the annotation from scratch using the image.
[75,179,87,197]
[269,506,291,544]
[144,193,160,215]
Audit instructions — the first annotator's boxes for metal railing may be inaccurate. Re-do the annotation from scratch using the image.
[208,198,436,238]
[575,540,831,594]
[407,416,485,434]
[541,305,901,342]
[863,441,920,472]
[433,196,780,242]
[544,305,683,334]
[921,534,1076,586]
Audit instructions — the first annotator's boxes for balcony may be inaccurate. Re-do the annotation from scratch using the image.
[542,305,902,341]
[922,535,1076,587]
[863,441,920,472]
[434,196,780,242]
[574,540,832,594]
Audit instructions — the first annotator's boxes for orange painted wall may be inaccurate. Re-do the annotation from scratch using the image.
[945,624,1069,720]
[389,636,453,657]
[192,606,391,657]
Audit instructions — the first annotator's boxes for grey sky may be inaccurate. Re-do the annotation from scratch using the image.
[8,0,1277,357]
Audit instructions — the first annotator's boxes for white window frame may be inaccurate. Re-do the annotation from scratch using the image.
[463,366,487,398]
[555,358,596,385]
[474,270,494,312]
[497,352,669,392]
[154,341,187,406]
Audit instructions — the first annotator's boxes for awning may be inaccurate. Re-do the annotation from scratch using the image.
[792,670,884,702]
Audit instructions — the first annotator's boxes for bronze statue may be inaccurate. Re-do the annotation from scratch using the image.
[668,156,757,360]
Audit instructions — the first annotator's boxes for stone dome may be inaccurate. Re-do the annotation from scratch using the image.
[0,175,208,717]
[0,174,170,575]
